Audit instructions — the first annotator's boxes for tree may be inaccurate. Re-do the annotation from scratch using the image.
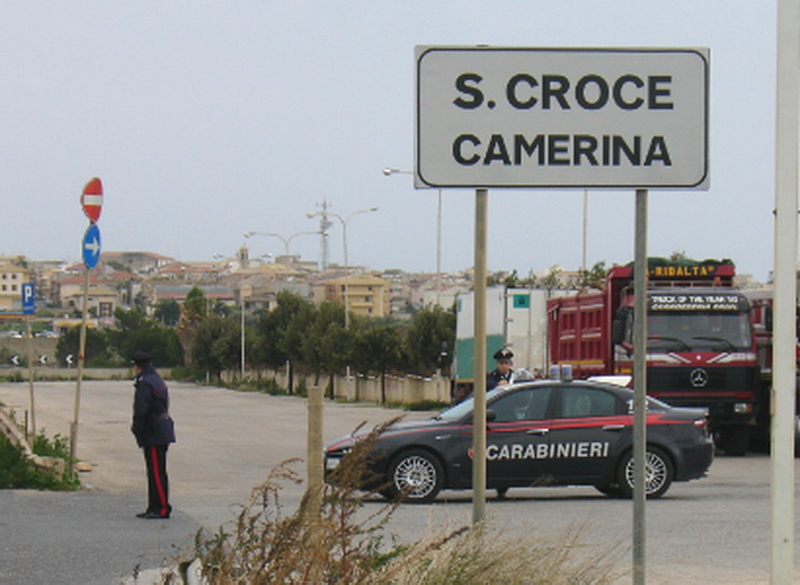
[302,301,348,385]
[56,326,111,367]
[670,250,688,262]
[176,287,208,366]
[154,300,181,327]
[191,314,240,379]
[252,291,316,392]
[350,317,403,403]
[300,301,352,398]
[540,266,564,292]
[577,261,607,290]
[403,305,455,375]
[108,307,183,367]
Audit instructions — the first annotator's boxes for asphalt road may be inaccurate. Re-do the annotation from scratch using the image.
[0,380,798,584]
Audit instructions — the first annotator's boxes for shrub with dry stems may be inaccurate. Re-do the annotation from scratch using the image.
[193,422,624,585]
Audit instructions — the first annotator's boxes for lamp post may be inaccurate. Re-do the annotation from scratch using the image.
[307,205,379,325]
[383,167,443,306]
[242,230,318,256]
[240,291,246,378]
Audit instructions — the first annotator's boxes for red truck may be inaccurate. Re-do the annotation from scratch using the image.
[547,259,760,455]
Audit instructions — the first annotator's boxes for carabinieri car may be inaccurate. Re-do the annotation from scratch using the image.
[324,379,714,502]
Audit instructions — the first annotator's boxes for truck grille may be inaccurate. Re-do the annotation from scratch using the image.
[647,366,759,406]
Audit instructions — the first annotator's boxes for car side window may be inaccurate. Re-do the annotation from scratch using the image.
[559,387,622,418]
[490,387,552,422]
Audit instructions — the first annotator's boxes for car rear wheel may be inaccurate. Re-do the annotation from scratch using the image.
[617,447,673,499]
[385,449,444,503]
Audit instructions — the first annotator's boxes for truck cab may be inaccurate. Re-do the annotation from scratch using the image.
[548,259,759,455]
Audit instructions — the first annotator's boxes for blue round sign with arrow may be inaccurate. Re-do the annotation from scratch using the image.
[82,223,101,269]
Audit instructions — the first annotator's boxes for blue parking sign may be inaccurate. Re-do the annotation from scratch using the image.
[22,283,35,315]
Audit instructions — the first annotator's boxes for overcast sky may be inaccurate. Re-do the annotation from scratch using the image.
[0,1,779,282]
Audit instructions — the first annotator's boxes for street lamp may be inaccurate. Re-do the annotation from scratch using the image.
[240,290,246,378]
[243,231,318,256]
[307,205,379,325]
[383,167,443,306]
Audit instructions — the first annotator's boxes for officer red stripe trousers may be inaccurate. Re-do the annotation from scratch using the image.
[143,445,171,517]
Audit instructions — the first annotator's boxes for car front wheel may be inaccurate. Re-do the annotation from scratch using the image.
[385,449,444,503]
[617,447,673,499]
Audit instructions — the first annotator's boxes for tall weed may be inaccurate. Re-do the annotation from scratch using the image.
[193,422,623,584]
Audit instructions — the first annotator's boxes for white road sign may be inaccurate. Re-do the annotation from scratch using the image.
[415,46,709,189]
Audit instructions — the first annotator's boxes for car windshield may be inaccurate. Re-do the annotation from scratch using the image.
[435,387,508,422]
[647,311,752,351]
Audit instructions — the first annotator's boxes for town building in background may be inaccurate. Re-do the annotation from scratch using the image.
[0,256,30,312]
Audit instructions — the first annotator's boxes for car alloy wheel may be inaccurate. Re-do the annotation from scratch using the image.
[387,449,443,503]
[619,447,673,499]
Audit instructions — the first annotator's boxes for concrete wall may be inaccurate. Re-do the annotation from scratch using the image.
[4,363,452,406]
[0,338,59,364]
[221,368,453,406]
[0,367,135,380]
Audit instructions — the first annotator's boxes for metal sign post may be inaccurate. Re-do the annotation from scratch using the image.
[25,314,35,443]
[70,178,103,478]
[22,283,36,443]
[69,268,89,477]
[771,1,798,582]
[471,189,488,526]
[632,189,648,585]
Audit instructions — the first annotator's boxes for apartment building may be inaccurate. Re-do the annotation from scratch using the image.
[318,273,391,318]
[0,258,30,311]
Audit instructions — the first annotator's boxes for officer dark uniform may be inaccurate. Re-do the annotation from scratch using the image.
[130,350,176,519]
[486,348,515,391]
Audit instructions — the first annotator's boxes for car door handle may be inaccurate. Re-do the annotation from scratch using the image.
[602,424,626,431]
[526,428,549,436]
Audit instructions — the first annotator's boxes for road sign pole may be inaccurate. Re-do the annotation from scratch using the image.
[26,314,35,443]
[472,188,488,527]
[69,268,90,477]
[771,1,798,582]
[633,188,649,585]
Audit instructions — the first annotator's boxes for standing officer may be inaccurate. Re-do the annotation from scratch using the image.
[486,348,515,390]
[130,350,175,519]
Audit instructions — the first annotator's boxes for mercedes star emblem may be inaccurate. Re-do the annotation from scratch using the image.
[689,368,709,388]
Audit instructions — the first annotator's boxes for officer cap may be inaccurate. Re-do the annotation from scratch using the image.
[130,350,152,366]
[493,348,514,362]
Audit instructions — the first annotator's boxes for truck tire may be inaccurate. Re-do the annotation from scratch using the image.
[718,426,749,456]
[384,449,444,503]
[617,446,674,499]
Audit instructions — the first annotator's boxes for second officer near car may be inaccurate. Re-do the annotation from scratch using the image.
[486,348,514,390]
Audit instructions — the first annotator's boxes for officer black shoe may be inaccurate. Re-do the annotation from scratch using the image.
[136,511,169,519]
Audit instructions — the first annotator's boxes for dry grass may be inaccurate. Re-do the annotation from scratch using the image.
[192,423,624,585]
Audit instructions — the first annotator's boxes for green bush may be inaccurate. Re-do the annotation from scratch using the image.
[0,432,78,490]
[257,378,285,395]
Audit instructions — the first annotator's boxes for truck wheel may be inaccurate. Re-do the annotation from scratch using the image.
[718,426,749,456]
[617,447,673,499]
[385,449,443,503]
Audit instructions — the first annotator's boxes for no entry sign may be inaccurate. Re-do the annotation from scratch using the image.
[415,47,709,189]
[81,177,103,222]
